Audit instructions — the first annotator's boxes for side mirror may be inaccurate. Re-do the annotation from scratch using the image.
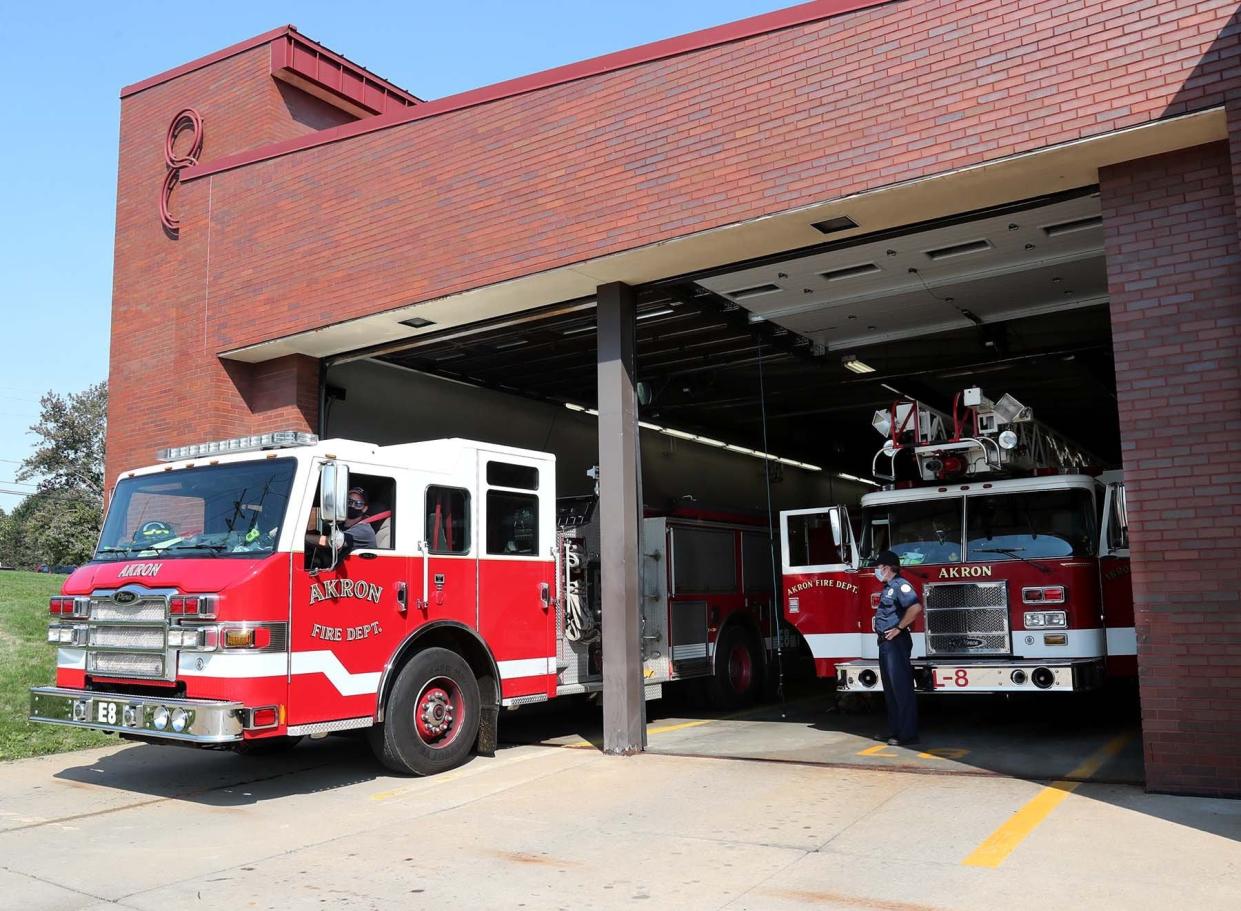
[829,509,843,547]
[319,462,350,524]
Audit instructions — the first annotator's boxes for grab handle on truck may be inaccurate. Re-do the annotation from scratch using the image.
[417,541,429,611]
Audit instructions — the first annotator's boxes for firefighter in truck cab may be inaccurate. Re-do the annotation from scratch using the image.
[872,550,922,746]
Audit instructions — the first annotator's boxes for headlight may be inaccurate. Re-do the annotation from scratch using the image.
[152,706,170,730]
[1024,611,1067,629]
[170,709,189,733]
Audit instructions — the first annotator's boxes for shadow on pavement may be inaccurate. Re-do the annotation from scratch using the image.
[498,675,1241,844]
[52,734,380,807]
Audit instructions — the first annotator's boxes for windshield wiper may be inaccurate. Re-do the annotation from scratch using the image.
[164,542,227,557]
[95,544,161,559]
[972,546,1052,574]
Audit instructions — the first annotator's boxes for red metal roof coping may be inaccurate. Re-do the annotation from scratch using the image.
[120,25,421,104]
[272,32,421,114]
[181,0,895,183]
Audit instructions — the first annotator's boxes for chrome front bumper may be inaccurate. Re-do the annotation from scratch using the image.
[29,686,245,743]
[836,658,1105,693]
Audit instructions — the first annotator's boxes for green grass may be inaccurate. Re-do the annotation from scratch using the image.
[0,571,112,760]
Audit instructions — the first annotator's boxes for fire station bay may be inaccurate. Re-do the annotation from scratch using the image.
[41,0,1241,797]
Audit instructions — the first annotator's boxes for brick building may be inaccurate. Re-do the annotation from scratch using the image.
[107,0,1241,794]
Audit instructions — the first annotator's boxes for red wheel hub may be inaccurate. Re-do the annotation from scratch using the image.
[728,642,753,694]
[414,677,463,748]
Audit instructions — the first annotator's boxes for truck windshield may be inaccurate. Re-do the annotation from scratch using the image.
[95,459,298,560]
[966,489,1096,561]
[861,498,964,567]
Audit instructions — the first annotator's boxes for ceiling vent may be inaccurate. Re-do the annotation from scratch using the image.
[924,239,991,261]
[727,283,782,300]
[1043,215,1103,237]
[811,215,859,235]
[821,262,880,282]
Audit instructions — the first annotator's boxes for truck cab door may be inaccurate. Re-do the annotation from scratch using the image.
[1098,476,1136,669]
[289,461,409,728]
[779,506,863,677]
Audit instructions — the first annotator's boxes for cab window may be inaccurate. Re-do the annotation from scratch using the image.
[486,491,538,556]
[786,513,847,567]
[346,472,397,550]
[426,486,471,555]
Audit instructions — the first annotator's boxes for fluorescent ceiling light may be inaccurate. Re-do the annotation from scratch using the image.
[838,471,881,488]
[842,355,876,374]
[562,324,594,336]
[495,339,528,350]
[561,403,821,471]
[637,307,674,321]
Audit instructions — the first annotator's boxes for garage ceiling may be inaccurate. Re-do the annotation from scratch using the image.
[362,190,1119,478]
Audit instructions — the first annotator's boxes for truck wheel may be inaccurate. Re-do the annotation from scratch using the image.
[706,625,759,710]
[369,647,480,776]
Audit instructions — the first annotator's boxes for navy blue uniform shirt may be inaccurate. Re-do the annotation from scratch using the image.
[875,573,920,633]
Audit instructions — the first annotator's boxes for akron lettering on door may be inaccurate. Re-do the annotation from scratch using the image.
[309,579,384,604]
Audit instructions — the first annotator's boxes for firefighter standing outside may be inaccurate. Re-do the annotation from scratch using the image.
[873,549,922,745]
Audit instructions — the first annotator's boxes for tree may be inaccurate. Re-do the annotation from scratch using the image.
[17,382,107,503]
[0,382,108,568]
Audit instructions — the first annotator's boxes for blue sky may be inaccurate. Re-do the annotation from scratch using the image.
[0,0,790,510]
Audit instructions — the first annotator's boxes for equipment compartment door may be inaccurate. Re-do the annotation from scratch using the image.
[476,451,557,701]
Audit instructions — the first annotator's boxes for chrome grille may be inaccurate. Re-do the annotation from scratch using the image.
[86,588,172,680]
[924,582,1010,656]
[92,599,166,622]
[88,652,165,678]
[89,626,166,650]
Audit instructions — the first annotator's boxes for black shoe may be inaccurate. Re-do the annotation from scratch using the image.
[887,737,920,747]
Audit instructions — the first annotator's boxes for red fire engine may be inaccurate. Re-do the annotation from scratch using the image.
[780,388,1135,695]
[31,434,776,774]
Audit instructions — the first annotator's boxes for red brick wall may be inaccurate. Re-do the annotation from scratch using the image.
[1101,142,1241,798]
[108,46,344,483]
[182,0,1240,353]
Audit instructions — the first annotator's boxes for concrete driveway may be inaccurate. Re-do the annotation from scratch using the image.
[2,706,1240,911]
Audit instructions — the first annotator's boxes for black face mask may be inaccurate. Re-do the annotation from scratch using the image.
[347,504,365,519]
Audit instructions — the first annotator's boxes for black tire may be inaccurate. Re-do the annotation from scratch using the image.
[705,625,760,710]
[369,647,480,776]
[234,735,304,756]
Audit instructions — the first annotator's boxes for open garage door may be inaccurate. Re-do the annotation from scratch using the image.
[319,186,1139,785]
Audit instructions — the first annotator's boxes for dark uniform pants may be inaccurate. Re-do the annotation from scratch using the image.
[878,630,918,741]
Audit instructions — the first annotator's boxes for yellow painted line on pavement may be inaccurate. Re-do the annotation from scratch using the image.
[962,733,1132,868]
[563,694,820,750]
[370,768,467,801]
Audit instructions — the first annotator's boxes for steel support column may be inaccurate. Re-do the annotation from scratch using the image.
[596,281,647,754]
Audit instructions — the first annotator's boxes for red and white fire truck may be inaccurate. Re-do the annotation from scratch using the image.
[31,433,777,774]
[780,388,1135,695]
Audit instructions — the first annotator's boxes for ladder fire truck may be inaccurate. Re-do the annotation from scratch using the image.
[780,388,1135,695]
[31,434,776,775]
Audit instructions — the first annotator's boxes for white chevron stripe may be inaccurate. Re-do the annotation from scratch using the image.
[497,657,556,679]
[178,651,381,697]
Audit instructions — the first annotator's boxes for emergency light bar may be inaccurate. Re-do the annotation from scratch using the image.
[157,431,319,462]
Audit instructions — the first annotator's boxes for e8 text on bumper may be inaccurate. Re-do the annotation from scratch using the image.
[29,687,245,743]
